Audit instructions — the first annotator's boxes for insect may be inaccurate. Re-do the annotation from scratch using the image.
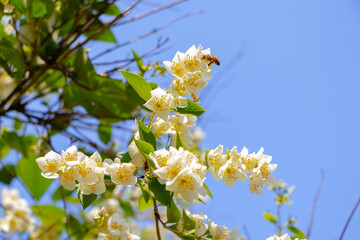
[201,54,220,67]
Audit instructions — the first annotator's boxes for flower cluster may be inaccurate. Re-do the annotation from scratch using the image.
[151,147,207,203]
[36,146,138,194]
[0,187,35,234]
[207,145,277,194]
[266,233,306,240]
[184,209,246,240]
[92,209,140,240]
[163,44,214,103]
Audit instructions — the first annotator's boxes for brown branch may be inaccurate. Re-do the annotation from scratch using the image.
[306,169,325,238]
[339,195,360,240]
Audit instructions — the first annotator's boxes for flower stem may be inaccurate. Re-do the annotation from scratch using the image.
[148,112,156,129]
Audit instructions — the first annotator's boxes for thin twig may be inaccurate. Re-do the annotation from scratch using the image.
[113,0,186,27]
[339,195,360,240]
[307,169,326,238]
[92,10,201,61]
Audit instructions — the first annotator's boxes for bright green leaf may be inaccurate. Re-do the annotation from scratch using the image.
[138,178,150,203]
[176,132,187,150]
[288,226,307,239]
[31,0,48,18]
[138,194,153,212]
[166,200,181,224]
[119,70,152,102]
[182,208,196,231]
[203,182,213,199]
[263,212,277,223]
[138,120,156,150]
[147,177,172,206]
[173,99,206,116]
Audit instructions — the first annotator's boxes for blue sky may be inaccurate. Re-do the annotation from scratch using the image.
[2,1,360,239]
[103,1,360,239]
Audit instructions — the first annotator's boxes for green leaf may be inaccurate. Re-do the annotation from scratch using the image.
[120,201,134,217]
[31,0,48,18]
[176,132,187,150]
[182,208,196,231]
[0,165,15,184]
[203,182,213,199]
[173,99,206,116]
[288,226,307,239]
[120,152,131,163]
[63,73,137,119]
[147,177,172,206]
[134,139,156,169]
[68,215,87,240]
[77,189,97,210]
[166,200,181,224]
[138,120,156,150]
[132,50,146,75]
[14,118,23,130]
[119,70,152,102]
[134,139,154,155]
[137,178,150,203]
[98,121,112,144]
[0,38,26,78]
[12,0,26,13]
[15,153,52,200]
[138,194,153,212]
[263,212,277,223]
[32,205,65,222]
[105,4,121,16]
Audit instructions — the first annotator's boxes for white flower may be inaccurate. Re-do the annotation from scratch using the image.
[58,166,81,190]
[208,219,246,240]
[102,198,124,216]
[75,156,99,185]
[111,162,137,186]
[255,156,277,185]
[186,210,208,237]
[143,88,173,121]
[61,145,85,166]
[128,141,145,167]
[266,233,299,240]
[79,171,106,195]
[191,127,205,144]
[171,77,190,97]
[172,96,188,108]
[150,117,174,135]
[103,157,121,175]
[241,147,270,175]
[179,45,208,74]
[36,151,62,179]
[249,176,265,195]
[170,114,197,133]
[163,51,187,78]
[166,167,203,203]
[207,145,227,181]
[107,213,129,237]
[149,148,171,168]
[153,147,190,184]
